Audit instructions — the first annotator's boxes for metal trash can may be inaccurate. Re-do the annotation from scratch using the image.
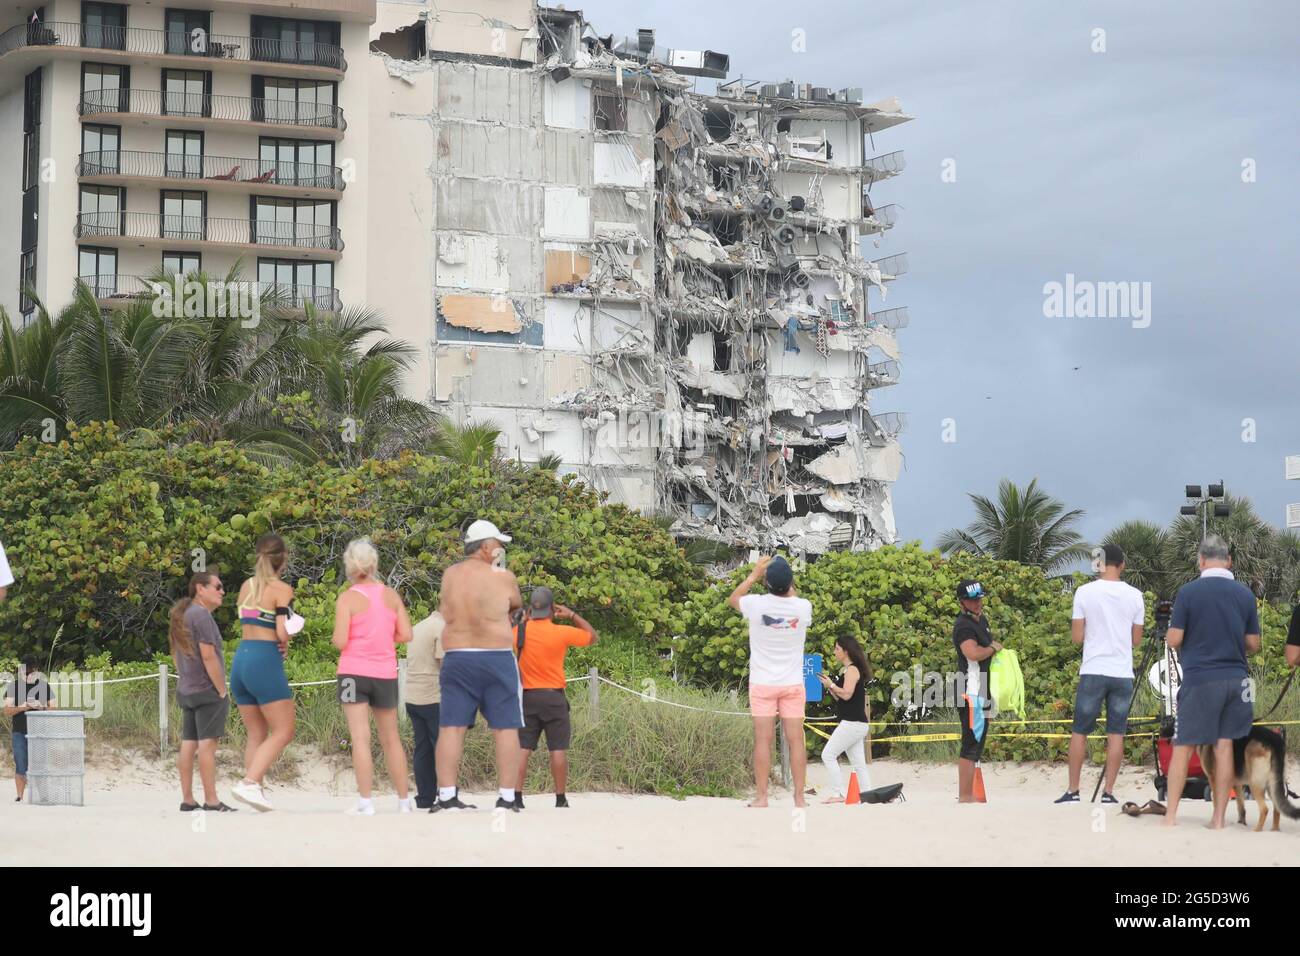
[26,710,85,806]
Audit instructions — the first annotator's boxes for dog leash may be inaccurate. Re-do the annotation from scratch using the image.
[1258,669,1297,720]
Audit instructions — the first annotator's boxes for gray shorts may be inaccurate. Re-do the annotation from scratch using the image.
[1173,677,1253,746]
[337,675,399,709]
[178,689,230,741]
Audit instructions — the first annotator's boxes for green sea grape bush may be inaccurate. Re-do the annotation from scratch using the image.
[0,422,702,664]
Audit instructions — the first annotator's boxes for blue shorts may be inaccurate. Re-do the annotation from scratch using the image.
[229,640,293,706]
[439,650,523,730]
[11,731,28,776]
[1072,674,1134,735]
[1174,677,1253,746]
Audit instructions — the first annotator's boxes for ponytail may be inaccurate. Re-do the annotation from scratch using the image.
[246,533,288,608]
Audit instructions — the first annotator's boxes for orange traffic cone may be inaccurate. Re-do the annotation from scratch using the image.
[973,765,987,803]
[845,772,861,805]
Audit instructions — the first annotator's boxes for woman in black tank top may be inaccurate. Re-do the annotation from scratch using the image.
[816,636,874,801]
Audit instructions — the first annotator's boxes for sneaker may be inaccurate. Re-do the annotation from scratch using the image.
[436,795,477,811]
[555,794,570,808]
[1101,792,1119,804]
[495,797,520,813]
[346,802,376,816]
[1053,790,1080,804]
[231,781,274,812]
[398,798,414,814]
[513,794,525,810]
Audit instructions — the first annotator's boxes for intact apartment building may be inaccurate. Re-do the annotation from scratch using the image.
[3,0,911,555]
[0,0,372,316]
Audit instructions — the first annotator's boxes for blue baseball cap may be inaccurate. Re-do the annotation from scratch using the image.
[766,556,794,593]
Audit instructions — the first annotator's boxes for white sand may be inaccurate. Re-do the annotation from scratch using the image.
[4,751,1296,866]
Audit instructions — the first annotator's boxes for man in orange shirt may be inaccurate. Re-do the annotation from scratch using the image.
[513,587,598,809]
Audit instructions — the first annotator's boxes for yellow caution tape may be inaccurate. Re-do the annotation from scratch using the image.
[804,720,1300,745]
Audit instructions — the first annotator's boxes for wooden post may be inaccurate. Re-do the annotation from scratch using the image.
[397,657,408,725]
[778,721,791,788]
[158,663,169,759]
[588,667,599,722]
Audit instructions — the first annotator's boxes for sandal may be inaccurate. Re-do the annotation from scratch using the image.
[1121,801,1141,817]
[202,801,238,812]
[180,802,200,812]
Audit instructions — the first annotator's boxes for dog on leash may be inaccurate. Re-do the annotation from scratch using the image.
[1199,727,1300,831]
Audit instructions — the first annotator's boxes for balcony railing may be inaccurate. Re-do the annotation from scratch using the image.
[0,21,345,69]
[867,253,909,279]
[257,282,342,311]
[866,359,901,387]
[868,306,909,331]
[77,150,344,191]
[861,203,898,234]
[79,89,346,131]
[863,149,905,183]
[77,274,341,311]
[74,211,343,252]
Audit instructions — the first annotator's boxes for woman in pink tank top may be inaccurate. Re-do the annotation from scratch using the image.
[331,538,414,815]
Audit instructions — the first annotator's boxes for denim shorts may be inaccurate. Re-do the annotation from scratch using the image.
[1072,674,1134,735]
[11,731,28,776]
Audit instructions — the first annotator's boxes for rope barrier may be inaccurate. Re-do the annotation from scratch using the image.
[595,676,752,716]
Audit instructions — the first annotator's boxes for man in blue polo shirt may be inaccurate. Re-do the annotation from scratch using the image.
[1162,535,1261,828]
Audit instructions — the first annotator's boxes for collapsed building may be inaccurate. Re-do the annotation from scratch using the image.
[365,1,912,554]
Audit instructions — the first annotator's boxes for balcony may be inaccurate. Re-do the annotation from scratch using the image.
[77,150,345,197]
[79,89,346,138]
[74,212,343,258]
[860,203,898,236]
[0,21,344,79]
[80,275,342,312]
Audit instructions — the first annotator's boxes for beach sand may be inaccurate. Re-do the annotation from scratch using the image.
[4,749,1296,866]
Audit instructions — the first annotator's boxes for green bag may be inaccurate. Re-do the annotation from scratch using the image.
[989,648,1025,720]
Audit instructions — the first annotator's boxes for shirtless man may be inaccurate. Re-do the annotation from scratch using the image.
[433,519,525,812]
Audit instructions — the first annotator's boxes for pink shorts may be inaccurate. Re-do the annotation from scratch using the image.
[749,683,805,719]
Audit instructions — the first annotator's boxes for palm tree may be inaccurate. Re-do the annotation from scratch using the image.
[1102,520,1173,597]
[533,452,564,472]
[1,269,435,463]
[938,478,1090,574]
[1162,494,1275,595]
[429,418,502,468]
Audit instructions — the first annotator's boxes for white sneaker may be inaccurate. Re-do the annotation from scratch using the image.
[346,801,376,816]
[231,781,274,812]
[398,798,414,814]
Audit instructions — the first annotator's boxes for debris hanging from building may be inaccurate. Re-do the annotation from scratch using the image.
[366,1,913,555]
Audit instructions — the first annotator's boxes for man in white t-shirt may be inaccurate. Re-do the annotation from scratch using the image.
[728,555,812,808]
[1055,543,1144,804]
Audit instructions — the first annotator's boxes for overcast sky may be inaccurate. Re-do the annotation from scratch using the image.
[579,0,1300,549]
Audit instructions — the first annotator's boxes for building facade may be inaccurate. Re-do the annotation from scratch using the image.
[0,0,374,320]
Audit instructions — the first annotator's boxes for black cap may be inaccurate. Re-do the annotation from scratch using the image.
[766,556,794,594]
[955,579,988,601]
[528,586,555,619]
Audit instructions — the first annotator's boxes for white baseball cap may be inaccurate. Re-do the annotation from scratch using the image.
[464,519,512,544]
